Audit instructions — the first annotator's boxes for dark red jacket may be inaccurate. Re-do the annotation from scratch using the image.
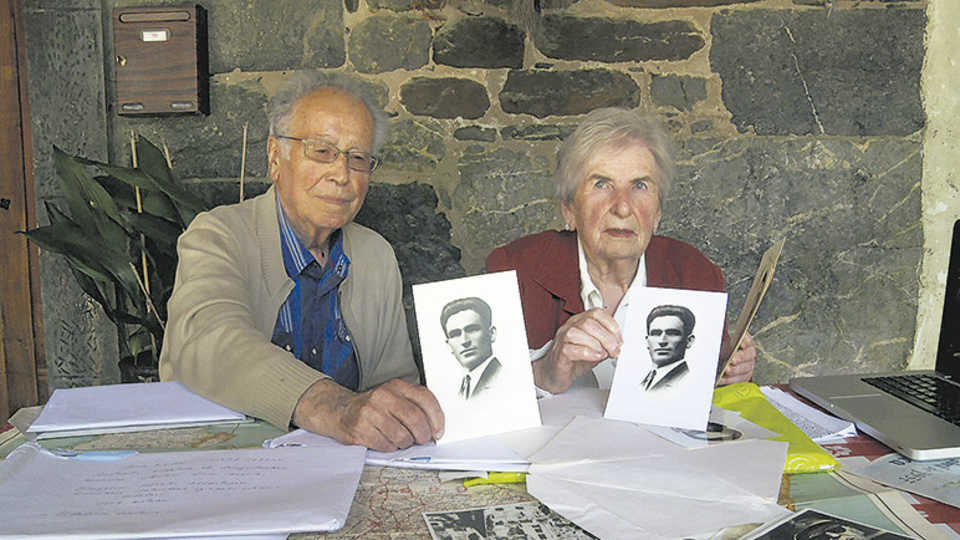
[486,230,726,350]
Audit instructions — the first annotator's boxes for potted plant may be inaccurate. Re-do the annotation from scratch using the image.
[22,136,207,382]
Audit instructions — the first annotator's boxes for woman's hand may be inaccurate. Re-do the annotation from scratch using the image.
[533,308,623,394]
[717,332,757,386]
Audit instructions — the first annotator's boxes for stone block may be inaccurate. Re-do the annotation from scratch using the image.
[378,118,446,172]
[201,0,344,73]
[355,182,464,290]
[433,16,524,69]
[115,80,270,180]
[399,77,491,119]
[499,69,641,118]
[538,13,704,62]
[664,137,922,384]
[367,0,445,9]
[607,0,759,6]
[454,126,498,142]
[650,75,707,112]
[711,9,925,136]
[349,12,431,74]
[690,120,713,134]
[500,124,577,141]
[453,146,558,271]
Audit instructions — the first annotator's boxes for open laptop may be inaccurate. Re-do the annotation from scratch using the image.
[790,219,960,460]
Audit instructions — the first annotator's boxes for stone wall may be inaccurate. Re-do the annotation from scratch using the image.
[24,0,934,388]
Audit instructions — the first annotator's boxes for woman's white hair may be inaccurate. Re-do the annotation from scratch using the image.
[555,107,675,208]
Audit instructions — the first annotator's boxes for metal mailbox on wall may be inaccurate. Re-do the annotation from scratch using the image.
[113,5,209,116]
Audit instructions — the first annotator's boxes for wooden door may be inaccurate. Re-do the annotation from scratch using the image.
[0,0,46,421]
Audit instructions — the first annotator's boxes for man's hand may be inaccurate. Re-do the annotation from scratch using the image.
[533,308,622,394]
[717,332,757,386]
[292,378,445,452]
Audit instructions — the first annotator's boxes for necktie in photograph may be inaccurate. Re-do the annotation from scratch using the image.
[459,374,471,400]
[641,369,656,390]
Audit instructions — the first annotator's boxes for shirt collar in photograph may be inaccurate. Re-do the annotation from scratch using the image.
[647,359,686,388]
[464,355,496,396]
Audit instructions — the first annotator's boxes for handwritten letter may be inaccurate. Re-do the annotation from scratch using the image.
[0,443,365,539]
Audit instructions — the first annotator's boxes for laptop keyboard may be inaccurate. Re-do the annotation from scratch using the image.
[863,374,960,425]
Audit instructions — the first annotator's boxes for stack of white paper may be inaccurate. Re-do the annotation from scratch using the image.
[266,428,531,473]
[526,416,790,539]
[26,381,247,439]
[0,442,365,539]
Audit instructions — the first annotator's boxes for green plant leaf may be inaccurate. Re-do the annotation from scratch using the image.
[66,261,117,321]
[95,161,164,191]
[95,174,137,209]
[135,138,207,225]
[123,211,183,248]
[38,205,117,313]
[127,326,155,358]
[53,146,124,233]
[22,224,114,283]
[95,160,205,228]
[22,223,141,301]
[43,200,75,228]
[141,191,183,223]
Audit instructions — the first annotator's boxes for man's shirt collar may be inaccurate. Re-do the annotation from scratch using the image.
[463,355,495,397]
[648,359,686,387]
[276,192,349,280]
[465,355,495,378]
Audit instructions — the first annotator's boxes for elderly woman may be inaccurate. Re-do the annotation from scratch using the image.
[486,108,756,393]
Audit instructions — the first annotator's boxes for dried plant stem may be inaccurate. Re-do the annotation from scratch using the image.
[129,131,150,297]
[129,262,166,331]
[130,132,163,355]
[240,122,249,202]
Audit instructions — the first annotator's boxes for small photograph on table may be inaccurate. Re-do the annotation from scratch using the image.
[423,501,597,540]
[414,271,541,444]
[743,508,915,540]
[604,287,727,431]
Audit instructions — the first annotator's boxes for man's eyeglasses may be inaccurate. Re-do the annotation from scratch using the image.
[275,135,380,172]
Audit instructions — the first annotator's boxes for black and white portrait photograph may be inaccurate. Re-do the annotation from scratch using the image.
[423,501,597,540]
[743,508,914,540]
[604,286,727,430]
[441,297,503,402]
[414,271,541,444]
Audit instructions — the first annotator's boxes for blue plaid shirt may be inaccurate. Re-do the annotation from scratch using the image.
[272,195,359,391]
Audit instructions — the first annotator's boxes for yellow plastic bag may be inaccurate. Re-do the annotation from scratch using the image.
[713,382,839,474]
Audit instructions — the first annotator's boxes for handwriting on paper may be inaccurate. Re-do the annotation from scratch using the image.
[0,443,365,537]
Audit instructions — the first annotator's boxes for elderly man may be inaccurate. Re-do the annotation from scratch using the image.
[160,71,444,452]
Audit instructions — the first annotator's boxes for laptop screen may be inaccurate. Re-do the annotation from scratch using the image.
[936,219,960,379]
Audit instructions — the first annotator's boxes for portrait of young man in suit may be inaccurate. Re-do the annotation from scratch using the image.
[441,297,503,401]
[640,304,696,393]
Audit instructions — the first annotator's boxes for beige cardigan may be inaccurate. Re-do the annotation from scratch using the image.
[160,186,417,430]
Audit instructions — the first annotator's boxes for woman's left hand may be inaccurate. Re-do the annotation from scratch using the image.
[717,332,756,385]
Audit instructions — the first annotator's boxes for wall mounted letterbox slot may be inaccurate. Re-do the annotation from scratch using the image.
[114,5,208,116]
